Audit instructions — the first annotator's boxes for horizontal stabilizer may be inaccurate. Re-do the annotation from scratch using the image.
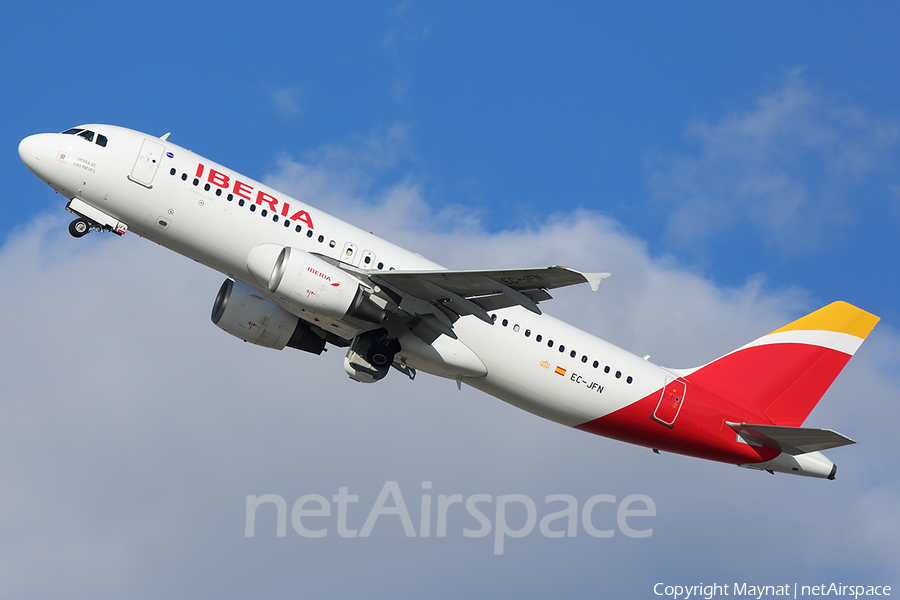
[727,422,855,455]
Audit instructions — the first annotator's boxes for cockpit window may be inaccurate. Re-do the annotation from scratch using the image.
[61,127,106,146]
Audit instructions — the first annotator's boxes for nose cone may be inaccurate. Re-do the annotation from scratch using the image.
[19,134,44,173]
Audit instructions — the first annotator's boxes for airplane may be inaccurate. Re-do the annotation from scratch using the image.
[18,124,879,480]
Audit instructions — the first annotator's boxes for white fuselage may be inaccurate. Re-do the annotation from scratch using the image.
[24,123,870,479]
[19,125,670,429]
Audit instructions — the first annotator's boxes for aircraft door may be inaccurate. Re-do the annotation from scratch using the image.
[129,139,165,187]
[341,242,359,266]
[651,377,687,428]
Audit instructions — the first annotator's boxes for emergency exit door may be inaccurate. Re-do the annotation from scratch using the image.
[652,378,687,428]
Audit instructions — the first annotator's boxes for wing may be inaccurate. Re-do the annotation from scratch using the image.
[316,255,610,341]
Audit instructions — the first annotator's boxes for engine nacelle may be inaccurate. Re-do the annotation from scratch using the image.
[211,279,325,354]
[247,244,384,324]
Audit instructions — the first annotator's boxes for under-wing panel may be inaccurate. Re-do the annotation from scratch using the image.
[370,266,609,318]
[373,266,605,297]
[313,254,609,340]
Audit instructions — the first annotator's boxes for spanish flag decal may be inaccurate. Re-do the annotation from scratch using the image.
[555,366,566,376]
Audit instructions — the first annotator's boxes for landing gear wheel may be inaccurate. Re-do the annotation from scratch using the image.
[365,333,402,368]
[368,348,393,368]
[68,218,91,238]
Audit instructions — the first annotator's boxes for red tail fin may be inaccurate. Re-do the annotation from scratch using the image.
[683,302,879,426]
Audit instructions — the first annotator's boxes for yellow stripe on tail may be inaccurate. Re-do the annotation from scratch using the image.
[769,301,879,339]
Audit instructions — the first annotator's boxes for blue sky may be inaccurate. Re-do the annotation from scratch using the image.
[5,2,900,317]
[3,2,900,598]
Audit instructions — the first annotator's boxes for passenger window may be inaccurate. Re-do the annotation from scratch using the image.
[524,329,531,337]
[77,130,95,142]
[536,334,542,342]
[501,319,508,327]
[96,134,108,147]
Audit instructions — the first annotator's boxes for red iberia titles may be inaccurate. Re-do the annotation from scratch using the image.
[195,163,315,229]
[307,267,331,281]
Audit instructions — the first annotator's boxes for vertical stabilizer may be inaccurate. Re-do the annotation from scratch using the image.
[685,302,878,426]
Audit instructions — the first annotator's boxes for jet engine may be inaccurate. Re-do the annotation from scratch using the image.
[211,278,326,354]
[247,244,385,325]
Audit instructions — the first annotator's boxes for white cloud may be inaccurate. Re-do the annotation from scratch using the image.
[648,70,900,256]
[382,2,430,104]
[264,123,411,204]
[266,85,303,118]
[2,136,898,597]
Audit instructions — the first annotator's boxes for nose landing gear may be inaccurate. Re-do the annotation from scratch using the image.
[68,218,92,238]
[64,199,129,238]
